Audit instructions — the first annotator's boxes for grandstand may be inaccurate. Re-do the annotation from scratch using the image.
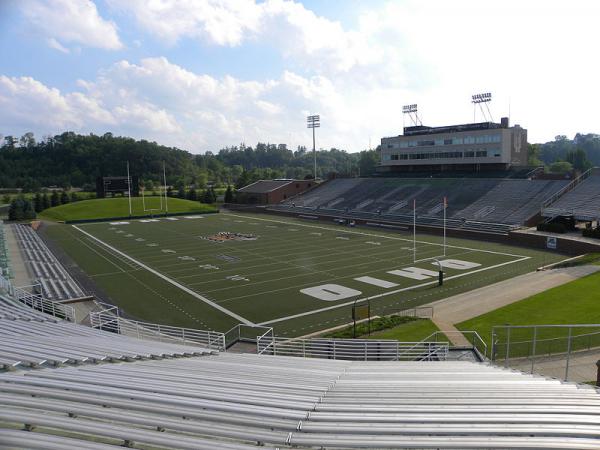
[542,169,600,221]
[1,293,600,448]
[12,223,85,301]
[276,177,570,233]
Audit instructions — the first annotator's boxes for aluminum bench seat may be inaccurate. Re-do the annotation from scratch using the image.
[0,410,277,450]
[0,429,119,450]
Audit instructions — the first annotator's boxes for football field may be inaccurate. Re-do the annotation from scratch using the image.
[45,212,566,336]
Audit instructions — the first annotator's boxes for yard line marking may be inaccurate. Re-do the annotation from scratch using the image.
[223,212,527,258]
[72,225,254,325]
[257,256,530,326]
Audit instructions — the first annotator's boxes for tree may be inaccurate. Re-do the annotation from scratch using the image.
[565,148,592,172]
[22,199,36,219]
[224,185,234,203]
[549,161,573,174]
[166,186,173,197]
[33,193,43,213]
[187,188,197,201]
[527,143,543,167]
[42,193,50,210]
[1,194,10,205]
[50,190,60,207]
[202,188,216,204]
[8,199,24,221]
[70,192,79,202]
[60,190,70,204]
[177,185,186,199]
[8,197,35,220]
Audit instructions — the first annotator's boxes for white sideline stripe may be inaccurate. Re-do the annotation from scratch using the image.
[258,256,531,326]
[72,225,254,325]
[354,276,398,288]
[224,213,527,258]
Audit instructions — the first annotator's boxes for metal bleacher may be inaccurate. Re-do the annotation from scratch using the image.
[1,352,599,448]
[12,223,85,301]
[0,295,215,371]
[279,177,570,233]
[542,172,600,220]
[0,292,599,448]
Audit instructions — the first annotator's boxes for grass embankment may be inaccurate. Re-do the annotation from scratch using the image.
[324,315,447,342]
[458,270,600,357]
[40,197,216,222]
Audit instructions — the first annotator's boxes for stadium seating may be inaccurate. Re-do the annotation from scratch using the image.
[1,351,600,448]
[0,295,214,371]
[12,223,85,300]
[454,179,569,224]
[543,173,600,220]
[280,177,570,232]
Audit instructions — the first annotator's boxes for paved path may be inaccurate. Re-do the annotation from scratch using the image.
[430,319,471,347]
[508,349,600,383]
[5,224,31,286]
[425,265,600,325]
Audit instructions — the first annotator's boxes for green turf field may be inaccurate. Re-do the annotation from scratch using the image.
[40,197,216,222]
[44,212,566,336]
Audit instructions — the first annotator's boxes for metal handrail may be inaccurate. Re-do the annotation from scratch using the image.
[89,310,225,351]
[257,336,448,361]
[12,282,75,322]
[422,330,487,359]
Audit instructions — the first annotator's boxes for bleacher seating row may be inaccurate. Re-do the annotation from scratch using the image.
[543,173,600,220]
[13,223,84,300]
[279,178,570,232]
[1,291,600,448]
[0,295,214,371]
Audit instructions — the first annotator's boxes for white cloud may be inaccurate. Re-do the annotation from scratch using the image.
[4,1,600,151]
[20,0,122,51]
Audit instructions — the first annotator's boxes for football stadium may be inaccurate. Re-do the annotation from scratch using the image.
[2,2,600,447]
[2,113,600,449]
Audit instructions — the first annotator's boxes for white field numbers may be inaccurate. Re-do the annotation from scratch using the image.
[301,258,481,301]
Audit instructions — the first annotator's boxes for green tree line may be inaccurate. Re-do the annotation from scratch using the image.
[0,132,380,190]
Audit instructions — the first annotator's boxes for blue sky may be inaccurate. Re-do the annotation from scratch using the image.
[1,0,599,153]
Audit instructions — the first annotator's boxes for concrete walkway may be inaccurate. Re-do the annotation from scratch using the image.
[5,224,32,286]
[426,265,600,325]
[508,349,600,383]
[430,319,471,347]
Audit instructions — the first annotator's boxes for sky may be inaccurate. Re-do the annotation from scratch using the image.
[1,0,599,154]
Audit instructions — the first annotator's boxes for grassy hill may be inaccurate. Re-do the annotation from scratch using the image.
[40,197,216,222]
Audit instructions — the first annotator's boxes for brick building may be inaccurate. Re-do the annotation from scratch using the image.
[236,179,315,204]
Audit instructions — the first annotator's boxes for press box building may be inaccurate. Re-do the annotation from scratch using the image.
[379,117,527,173]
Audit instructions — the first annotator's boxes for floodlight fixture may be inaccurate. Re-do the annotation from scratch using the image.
[471,92,493,122]
[402,104,421,126]
[307,114,320,180]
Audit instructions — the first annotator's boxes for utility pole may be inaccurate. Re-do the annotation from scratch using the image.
[307,115,320,180]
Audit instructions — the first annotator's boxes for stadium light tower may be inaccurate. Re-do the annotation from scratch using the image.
[307,115,320,180]
[402,104,421,127]
[471,92,493,122]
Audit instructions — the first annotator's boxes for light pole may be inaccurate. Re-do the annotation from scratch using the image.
[307,115,320,180]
